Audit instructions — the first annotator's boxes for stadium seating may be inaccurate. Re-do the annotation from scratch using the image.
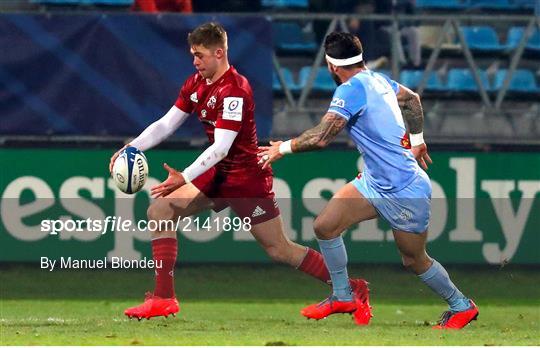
[262,0,308,8]
[30,0,132,4]
[460,26,507,52]
[493,69,540,93]
[415,0,467,9]
[513,0,538,9]
[506,27,540,52]
[447,68,492,91]
[298,66,335,92]
[273,67,300,93]
[373,70,392,78]
[399,70,445,91]
[469,0,517,9]
[273,22,317,53]
[416,0,536,10]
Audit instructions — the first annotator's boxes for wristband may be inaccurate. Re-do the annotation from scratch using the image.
[279,140,293,155]
[182,169,192,184]
[409,132,425,146]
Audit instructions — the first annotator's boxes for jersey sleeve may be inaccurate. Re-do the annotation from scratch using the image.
[215,87,247,132]
[174,75,196,114]
[328,82,367,121]
[377,72,400,95]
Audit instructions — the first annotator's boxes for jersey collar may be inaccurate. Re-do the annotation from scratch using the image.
[206,66,234,85]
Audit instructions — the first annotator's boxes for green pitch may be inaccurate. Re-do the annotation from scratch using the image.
[1,264,539,345]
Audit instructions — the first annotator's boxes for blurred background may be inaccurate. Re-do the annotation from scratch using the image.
[1,2,539,345]
[1,0,539,266]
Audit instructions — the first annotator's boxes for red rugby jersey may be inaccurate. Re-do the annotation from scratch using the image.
[175,66,266,176]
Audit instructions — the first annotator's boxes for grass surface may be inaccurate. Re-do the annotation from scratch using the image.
[1,264,539,345]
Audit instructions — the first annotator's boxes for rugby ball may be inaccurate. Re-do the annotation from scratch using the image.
[112,146,149,194]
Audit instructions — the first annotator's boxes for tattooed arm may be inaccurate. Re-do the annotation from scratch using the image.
[291,112,348,152]
[395,83,432,169]
[257,112,347,169]
[396,83,424,135]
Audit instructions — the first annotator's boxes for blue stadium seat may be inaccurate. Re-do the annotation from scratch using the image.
[460,26,507,52]
[506,27,540,52]
[273,22,317,53]
[513,0,537,9]
[273,68,299,93]
[469,0,517,9]
[447,68,492,92]
[373,69,392,77]
[262,0,308,8]
[399,70,445,91]
[415,0,467,9]
[31,0,132,4]
[298,66,335,92]
[493,69,540,93]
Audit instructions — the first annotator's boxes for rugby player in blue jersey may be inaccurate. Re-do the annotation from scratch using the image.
[259,32,478,329]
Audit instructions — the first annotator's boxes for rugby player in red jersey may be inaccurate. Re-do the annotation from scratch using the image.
[109,22,370,323]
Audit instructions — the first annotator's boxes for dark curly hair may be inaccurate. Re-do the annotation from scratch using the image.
[324,32,365,69]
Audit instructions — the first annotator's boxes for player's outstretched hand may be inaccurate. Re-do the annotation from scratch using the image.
[257,140,284,170]
[109,144,130,174]
[411,143,433,170]
[151,163,186,198]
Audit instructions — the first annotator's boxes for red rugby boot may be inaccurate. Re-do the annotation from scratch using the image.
[433,300,479,329]
[350,278,372,325]
[301,296,357,320]
[349,278,370,303]
[124,292,180,320]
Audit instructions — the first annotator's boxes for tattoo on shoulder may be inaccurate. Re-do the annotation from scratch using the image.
[292,113,347,152]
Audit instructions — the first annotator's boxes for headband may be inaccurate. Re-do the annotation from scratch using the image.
[325,53,363,66]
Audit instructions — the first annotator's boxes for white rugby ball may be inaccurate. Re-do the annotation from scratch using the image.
[112,146,149,194]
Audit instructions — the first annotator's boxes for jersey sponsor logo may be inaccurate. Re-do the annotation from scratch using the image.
[190,92,198,103]
[330,97,345,108]
[207,95,217,109]
[223,97,243,121]
[251,206,266,217]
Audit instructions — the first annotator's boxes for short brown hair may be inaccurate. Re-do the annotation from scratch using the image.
[188,22,228,49]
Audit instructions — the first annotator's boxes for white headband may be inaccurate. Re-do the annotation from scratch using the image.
[325,53,363,66]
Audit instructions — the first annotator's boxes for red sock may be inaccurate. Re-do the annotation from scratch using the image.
[152,238,177,298]
[298,248,331,284]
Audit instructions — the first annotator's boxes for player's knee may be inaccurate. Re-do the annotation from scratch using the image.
[313,216,336,239]
[147,200,171,223]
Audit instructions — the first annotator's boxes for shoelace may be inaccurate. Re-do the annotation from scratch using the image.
[316,296,334,308]
[144,291,154,301]
[438,310,453,325]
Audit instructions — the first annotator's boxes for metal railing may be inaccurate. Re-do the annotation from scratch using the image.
[269,13,540,112]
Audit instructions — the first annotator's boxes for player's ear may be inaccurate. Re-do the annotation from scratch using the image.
[215,47,225,59]
[326,62,336,73]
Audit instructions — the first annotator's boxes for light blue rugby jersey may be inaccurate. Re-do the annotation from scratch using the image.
[328,70,419,192]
